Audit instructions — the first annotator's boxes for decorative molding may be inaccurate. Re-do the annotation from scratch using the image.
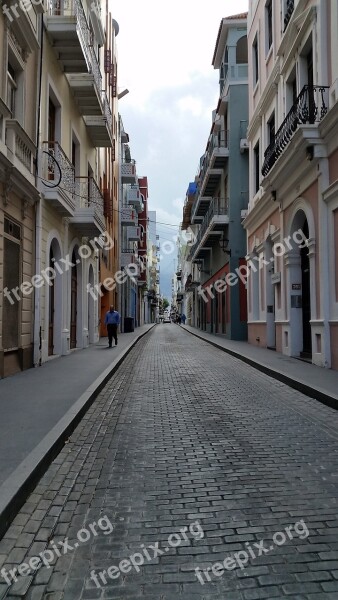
[1,169,14,206]
[21,196,29,219]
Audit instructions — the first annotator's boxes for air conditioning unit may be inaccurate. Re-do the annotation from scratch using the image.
[240,138,249,153]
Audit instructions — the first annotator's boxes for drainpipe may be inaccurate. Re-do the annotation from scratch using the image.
[33,14,44,366]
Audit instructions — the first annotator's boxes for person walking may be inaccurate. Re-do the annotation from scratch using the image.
[104,305,120,347]
[181,313,186,325]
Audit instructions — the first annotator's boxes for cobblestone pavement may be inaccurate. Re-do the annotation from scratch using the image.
[1,325,338,600]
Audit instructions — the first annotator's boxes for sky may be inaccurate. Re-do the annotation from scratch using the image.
[114,0,249,298]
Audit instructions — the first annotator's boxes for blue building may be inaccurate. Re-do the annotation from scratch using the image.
[181,13,249,340]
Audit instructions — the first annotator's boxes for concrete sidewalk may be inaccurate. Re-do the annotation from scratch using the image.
[0,324,155,538]
[181,325,338,409]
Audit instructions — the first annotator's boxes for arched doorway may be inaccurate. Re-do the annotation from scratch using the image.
[287,210,312,358]
[300,221,312,357]
[48,238,62,356]
[70,249,77,349]
[88,264,95,344]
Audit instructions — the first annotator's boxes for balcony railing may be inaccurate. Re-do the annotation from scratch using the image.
[75,176,104,213]
[188,197,228,261]
[102,91,112,131]
[199,130,229,186]
[262,85,329,177]
[42,141,75,196]
[6,119,36,175]
[284,0,294,31]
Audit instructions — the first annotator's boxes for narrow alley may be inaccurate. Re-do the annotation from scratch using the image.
[1,326,338,600]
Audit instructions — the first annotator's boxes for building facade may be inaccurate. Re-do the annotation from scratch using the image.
[0,0,132,377]
[181,13,249,340]
[0,1,41,377]
[244,0,338,368]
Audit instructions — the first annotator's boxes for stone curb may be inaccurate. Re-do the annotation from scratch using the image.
[181,325,338,410]
[0,324,156,540]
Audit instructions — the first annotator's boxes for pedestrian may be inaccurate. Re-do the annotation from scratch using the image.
[104,305,120,347]
[177,315,181,325]
[181,313,186,325]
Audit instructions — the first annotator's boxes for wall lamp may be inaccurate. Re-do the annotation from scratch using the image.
[219,233,231,256]
[306,146,314,161]
[118,89,129,100]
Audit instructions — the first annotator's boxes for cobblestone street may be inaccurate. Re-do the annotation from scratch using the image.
[1,325,338,600]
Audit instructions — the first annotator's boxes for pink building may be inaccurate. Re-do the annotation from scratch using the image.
[244,0,338,368]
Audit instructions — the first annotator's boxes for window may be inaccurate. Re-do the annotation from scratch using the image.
[253,36,259,85]
[7,62,17,116]
[236,36,248,64]
[268,112,275,145]
[266,0,273,52]
[254,141,260,193]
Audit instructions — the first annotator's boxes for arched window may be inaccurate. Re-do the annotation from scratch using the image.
[236,36,248,64]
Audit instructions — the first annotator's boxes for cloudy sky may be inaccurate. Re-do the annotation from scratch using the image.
[114,0,249,298]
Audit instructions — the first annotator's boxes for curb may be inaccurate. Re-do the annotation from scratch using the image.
[181,326,338,411]
[0,325,156,540]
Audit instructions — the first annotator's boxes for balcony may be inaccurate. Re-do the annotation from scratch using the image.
[70,176,105,236]
[188,197,229,262]
[66,46,102,115]
[198,131,229,197]
[262,85,329,177]
[121,206,137,226]
[83,92,113,147]
[46,0,91,73]
[182,181,197,230]
[127,226,141,241]
[126,184,143,212]
[121,160,137,183]
[40,141,75,215]
[218,64,248,115]
[5,120,36,186]
[121,250,136,269]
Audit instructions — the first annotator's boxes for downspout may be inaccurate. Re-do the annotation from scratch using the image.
[33,14,44,366]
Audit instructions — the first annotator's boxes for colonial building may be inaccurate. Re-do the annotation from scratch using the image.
[0,1,41,377]
[244,0,338,368]
[0,0,125,377]
[181,13,249,339]
[35,0,115,364]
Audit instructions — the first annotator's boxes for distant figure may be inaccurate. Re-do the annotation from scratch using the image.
[104,305,120,347]
[177,315,181,325]
[181,313,186,325]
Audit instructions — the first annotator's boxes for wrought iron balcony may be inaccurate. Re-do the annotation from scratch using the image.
[188,197,229,262]
[40,141,75,215]
[262,85,329,177]
[70,176,105,236]
[283,0,294,31]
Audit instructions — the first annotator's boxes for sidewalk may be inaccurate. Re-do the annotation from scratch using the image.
[182,325,338,409]
[0,324,155,538]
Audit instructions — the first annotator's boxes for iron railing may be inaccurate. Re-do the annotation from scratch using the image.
[42,141,75,196]
[262,85,329,177]
[198,130,229,187]
[75,176,104,213]
[188,197,228,261]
